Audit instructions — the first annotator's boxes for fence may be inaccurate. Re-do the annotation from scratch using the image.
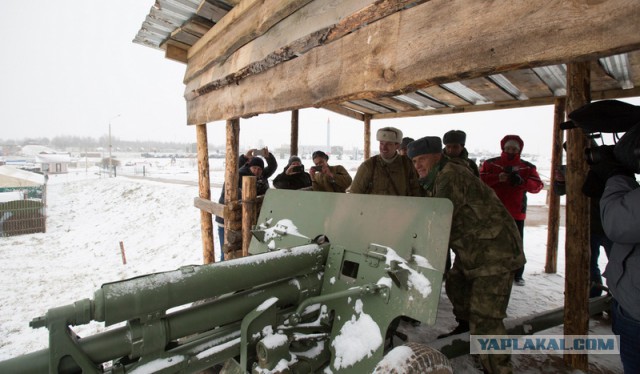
[0,198,46,237]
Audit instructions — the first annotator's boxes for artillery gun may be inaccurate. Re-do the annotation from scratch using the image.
[0,190,454,373]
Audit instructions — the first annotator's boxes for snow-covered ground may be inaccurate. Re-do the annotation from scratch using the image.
[0,157,623,373]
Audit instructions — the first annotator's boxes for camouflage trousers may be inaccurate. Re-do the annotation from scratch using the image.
[445,261,515,374]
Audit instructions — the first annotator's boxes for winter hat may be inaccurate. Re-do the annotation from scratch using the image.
[288,156,302,164]
[376,127,403,143]
[248,157,264,169]
[407,136,442,159]
[312,150,329,160]
[443,130,466,145]
[500,135,524,152]
[400,137,415,149]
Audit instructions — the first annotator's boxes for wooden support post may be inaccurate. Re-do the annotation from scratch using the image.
[242,175,257,257]
[224,118,241,260]
[364,114,372,159]
[290,109,299,157]
[545,97,566,273]
[196,123,215,264]
[119,241,127,265]
[563,62,591,371]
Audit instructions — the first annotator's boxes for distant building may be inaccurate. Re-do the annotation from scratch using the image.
[35,153,71,174]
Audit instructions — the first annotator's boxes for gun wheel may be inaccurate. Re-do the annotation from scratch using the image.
[373,342,452,374]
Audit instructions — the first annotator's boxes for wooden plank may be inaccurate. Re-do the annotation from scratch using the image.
[628,50,640,86]
[165,43,188,64]
[194,196,225,216]
[460,77,515,102]
[351,99,394,113]
[187,0,313,76]
[500,69,552,99]
[185,0,427,97]
[323,104,365,121]
[197,0,230,22]
[340,101,378,115]
[186,0,640,124]
[420,85,469,107]
[372,96,560,120]
[182,16,215,37]
[170,28,200,46]
[375,96,417,112]
[591,59,625,91]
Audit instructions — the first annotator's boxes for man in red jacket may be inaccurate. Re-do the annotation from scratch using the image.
[480,135,544,286]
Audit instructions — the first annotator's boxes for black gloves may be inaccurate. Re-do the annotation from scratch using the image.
[509,172,524,186]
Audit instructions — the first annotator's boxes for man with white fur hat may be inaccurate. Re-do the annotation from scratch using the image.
[407,136,524,374]
[349,126,420,196]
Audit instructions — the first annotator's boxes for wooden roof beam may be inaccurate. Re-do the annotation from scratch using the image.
[186,0,640,124]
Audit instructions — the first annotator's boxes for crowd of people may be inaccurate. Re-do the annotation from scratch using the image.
[214,109,639,372]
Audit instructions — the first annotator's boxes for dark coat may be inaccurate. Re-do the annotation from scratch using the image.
[273,164,312,190]
[215,153,278,225]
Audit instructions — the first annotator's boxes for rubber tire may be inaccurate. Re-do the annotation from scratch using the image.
[373,342,453,374]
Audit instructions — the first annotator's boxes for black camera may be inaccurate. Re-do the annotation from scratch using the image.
[291,165,304,173]
[562,100,640,174]
[504,166,524,186]
[310,166,321,173]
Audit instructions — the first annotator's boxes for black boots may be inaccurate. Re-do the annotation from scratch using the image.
[437,319,470,339]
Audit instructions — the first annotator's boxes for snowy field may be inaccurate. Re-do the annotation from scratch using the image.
[0,156,623,373]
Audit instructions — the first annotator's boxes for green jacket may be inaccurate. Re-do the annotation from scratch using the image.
[311,165,352,193]
[453,148,479,177]
[350,154,420,196]
[422,158,525,277]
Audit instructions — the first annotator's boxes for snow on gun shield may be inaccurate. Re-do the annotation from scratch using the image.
[0,189,453,374]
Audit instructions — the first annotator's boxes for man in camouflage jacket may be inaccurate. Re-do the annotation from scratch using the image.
[408,136,525,374]
[349,126,420,196]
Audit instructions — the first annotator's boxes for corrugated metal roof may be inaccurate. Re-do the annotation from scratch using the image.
[133,0,202,50]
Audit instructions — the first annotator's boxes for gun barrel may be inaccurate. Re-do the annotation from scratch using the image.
[0,271,325,373]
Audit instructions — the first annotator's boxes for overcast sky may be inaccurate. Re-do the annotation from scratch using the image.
[1,1,638,156]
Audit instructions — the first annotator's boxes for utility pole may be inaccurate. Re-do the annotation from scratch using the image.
[108,114,121,176]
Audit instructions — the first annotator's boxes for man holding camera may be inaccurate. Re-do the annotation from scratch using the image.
[309,150,352,192]
[215,147,278,260]
[480,135,543,286]
[273,155,312,190]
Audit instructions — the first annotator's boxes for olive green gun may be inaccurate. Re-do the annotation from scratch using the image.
[0,190,452,373]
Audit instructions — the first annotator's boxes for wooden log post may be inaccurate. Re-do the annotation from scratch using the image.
[364,114,371,159]
[242,175,257,257]
[196,123,215,264]
[224,118,241,260]
[545,97,566,273]
[291,109,299,157]
[563,62,591,371]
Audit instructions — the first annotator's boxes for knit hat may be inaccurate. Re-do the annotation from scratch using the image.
[288,156,302,164]
[376,127,403,143]
[248,157,264,169]
[400,137,415,149]
[312,150,329,160]
[407,136,442,159]
[500,135,524,152]
[443,130,466,145]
